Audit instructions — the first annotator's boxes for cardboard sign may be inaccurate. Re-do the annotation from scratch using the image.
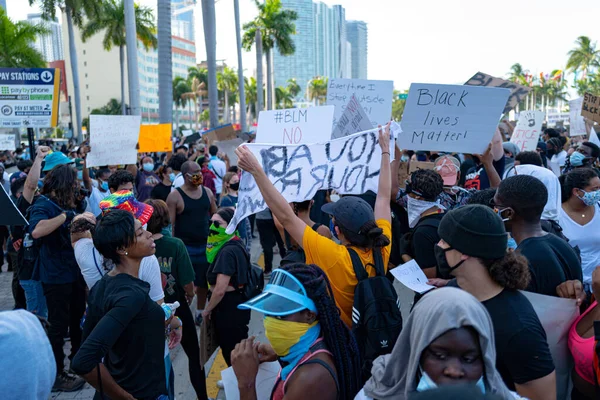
[397,161,409,189]
[0,134,16,151]
[86,115,141,168]
[226,128,387,233]
[221,362,280,400]
[331,95,373,139]
[398,83,510,154]
[138,124,172,153]
[582,93,600,124]
[256,106,334,145]
[327,79,393,128]
[390,260,434,294]
[510,110,545,151]
[521,291,579,400]
[203,124,237,144]
[213,138,244,165]
[0,185,27,225]
[569,98,587,136]
[464,71,531,114]
[408,161,435,175]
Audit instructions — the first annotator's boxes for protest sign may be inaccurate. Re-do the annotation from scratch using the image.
[510,110,545,151]
[569,97,587,136]
[521,291,578,400]
[398,83,510,154]
[202,124,237,144]
[0,134,16,150]
[590,126,600,147]
[546,109,570,127]
[0,185,27,225]
[390,260,434,294]
[221,362,280,400]
[327,78,393,127]
[256,106,334,145]
[182,129,193,137]
[86,115,141,168]
[226,128,389,233]
[331,94,373,140]
[138,124,172,153]
[397,161,409,189]
[582,92,600,124]
[464,72,531,114]
[214,138,243,165]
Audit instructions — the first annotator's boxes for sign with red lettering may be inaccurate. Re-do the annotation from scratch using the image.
[331,94,373,139]
[510,110,545,151]
[582,93,600,124]
[255,106,334,145]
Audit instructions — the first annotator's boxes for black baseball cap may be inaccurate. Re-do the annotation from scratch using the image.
[322,196,375,241]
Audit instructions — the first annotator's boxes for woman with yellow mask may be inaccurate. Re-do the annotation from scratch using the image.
[232,263,362,400]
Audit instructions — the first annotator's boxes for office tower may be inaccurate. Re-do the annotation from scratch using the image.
[346,20,368,79]
[172,0,195,42]
[26,13,65,62]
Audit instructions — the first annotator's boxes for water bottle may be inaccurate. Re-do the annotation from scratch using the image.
[161,301,180,320]
[23,234,36,262]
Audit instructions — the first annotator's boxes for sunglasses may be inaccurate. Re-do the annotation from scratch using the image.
[210,220,222,228]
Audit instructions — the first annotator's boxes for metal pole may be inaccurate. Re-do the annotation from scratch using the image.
[158,0,172,125]
[234,0,247,134]
[27,127,35,161]
[124,0,141,116]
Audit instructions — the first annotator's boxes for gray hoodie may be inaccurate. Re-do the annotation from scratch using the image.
[362,287,515,400]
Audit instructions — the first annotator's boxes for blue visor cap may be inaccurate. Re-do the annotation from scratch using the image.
[238,269,317,316]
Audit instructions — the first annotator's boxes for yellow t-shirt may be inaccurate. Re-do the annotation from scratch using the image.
[302,219,392,327]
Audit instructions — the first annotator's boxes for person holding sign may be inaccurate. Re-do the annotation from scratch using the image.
[235,126,392,328]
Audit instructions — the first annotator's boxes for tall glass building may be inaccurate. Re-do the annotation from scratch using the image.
[25,13,65,62]
[172,0,195,42]
[313,3,346,80]
[346,20,368,79]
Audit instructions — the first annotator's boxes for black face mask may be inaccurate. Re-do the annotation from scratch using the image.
[229,182,239,191]
[435,245,466,279]
[546,148,555,158]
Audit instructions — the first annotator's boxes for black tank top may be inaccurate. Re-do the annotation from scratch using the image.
[174,187,210,246]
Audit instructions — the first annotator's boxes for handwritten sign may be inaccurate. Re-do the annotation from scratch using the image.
[327,78,393,127]
[569,97,587,136]
[465,71,531,114]
[331,94,373,140]
[0,184,27,225]
[256,106,334,145]
[138,123,172,153]
[86,115,141,168]
[226,128,388,233]
[398,83,510,154]
[389,260,434,294]
[221,362,280,400]
[582,93,600,124]
[0,134,16,151]
[510,110,545,151]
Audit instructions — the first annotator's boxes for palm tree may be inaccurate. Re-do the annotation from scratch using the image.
[173,77,191,132]
[81,0,156,115]
[567,36,600,79]
[233,0,247,133]
[242,0,298,110]
[574,73,600,96]
[30,0,103,143]
[287,78,301,98]
[245,77,257,124]
[157,0,172,126]
[0,9,49,67]
[507,63,528,85]
[201,0,219,128]
[188,66,208,130]
[275,86,293,109]
[217,66,238,123]
[307,76,328,105]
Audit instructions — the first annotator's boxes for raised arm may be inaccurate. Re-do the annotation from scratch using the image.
[23,146,50,204]
[390,145,401,204]
[491,127,504,161]
[374,124,392,223]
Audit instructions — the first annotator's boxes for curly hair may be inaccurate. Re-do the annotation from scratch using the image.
[338,220,391,249]
[559,168,598,203]
[108,170,134,192]
[40,164,77,209]
[281,263,362,399]
[497,175,547,223]
[515,151,543,167]
[480,251,531,290]
[145,199,170,234]
[410,169,443,201]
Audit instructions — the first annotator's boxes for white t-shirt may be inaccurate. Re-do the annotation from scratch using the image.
[171,173,184,192]
[73,238,164,302]
[551,150,567,167]
[558,204,600,284]
[208,157,226,193]
[87,186,110,216]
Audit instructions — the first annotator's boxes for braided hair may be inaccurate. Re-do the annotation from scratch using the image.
[280,263,362,399]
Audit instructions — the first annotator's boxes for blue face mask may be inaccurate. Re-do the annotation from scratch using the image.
[570,151,588,167]
[169,173,176,183]
[329,219,339,240]
[100,181,109,192]
[507,237,518,250]
[143,163,154,172]
[577,189,600,206]
[416,369,486,394]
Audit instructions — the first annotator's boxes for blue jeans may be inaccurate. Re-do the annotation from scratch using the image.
[20,279,48,318]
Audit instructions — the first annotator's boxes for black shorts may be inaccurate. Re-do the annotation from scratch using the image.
[185,245,209,288]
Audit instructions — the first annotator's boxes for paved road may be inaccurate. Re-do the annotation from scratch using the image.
[1,235,414,399]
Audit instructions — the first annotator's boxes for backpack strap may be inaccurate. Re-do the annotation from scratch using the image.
[311,223,322,232]
[348,248,369,282]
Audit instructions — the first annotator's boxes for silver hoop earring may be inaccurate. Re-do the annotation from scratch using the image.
[124,251,128,256]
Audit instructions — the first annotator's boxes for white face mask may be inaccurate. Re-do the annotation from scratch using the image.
[330,194,340,202]
[416,369,486,393]
[407,196,444,228]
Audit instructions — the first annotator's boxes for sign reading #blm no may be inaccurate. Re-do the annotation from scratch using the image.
[398,83,510,154]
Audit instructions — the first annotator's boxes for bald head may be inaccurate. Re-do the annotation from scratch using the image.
[181,161,200,176]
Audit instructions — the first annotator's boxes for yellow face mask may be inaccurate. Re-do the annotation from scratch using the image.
[264,316,318,357]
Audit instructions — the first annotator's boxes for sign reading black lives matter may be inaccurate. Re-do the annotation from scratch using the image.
[464,72,531,115]
[398,83,510,154]
[226,129,389,234]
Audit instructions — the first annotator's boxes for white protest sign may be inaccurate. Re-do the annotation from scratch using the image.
[182,129,193,137]
[521,291,579,400]
[398,83,510,154]
[214,138,244,165]
[0,134,16,150]
[569,97,587,136]
[226,128,389,233]
[590,126,600,147]
[389,260,434,294]
[510,110,545,151]
[256,106,334,145]
[331,94,373,140]
[221,362,280,400]
[86,115,141,168]
[327,78,393,127]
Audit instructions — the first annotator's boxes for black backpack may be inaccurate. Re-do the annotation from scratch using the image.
[349,247,403,382]
[225,240,265,299]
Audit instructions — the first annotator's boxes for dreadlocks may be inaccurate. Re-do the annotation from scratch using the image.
[280,263,362,399]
